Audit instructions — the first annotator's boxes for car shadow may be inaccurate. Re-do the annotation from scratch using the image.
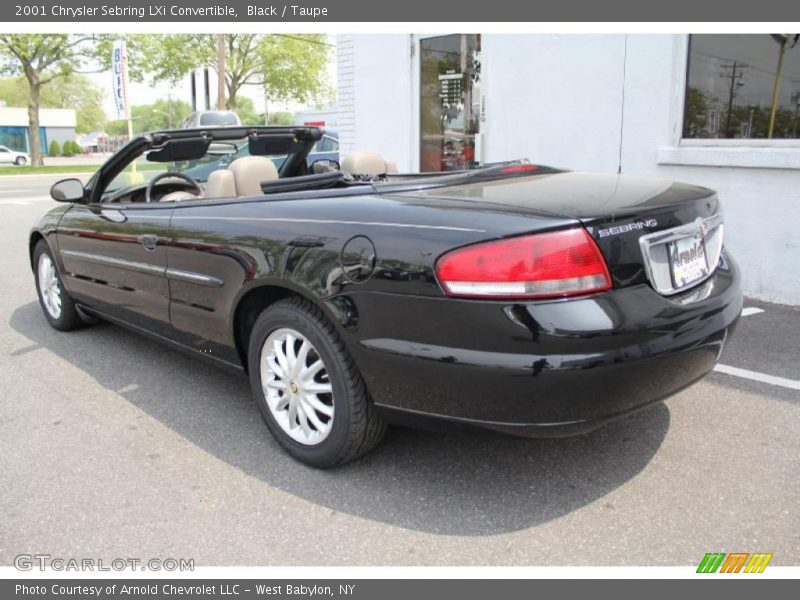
[10,301,670,536]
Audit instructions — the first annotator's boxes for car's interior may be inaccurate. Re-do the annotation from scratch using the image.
[92,127,538,207]
[98,128,403,205]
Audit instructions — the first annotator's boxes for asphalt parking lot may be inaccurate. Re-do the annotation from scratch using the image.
[0,174,798,566]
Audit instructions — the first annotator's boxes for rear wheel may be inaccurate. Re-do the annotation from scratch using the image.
[248,297,386,468]
[33,240,82,331]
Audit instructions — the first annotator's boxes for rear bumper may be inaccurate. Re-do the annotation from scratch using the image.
[342,251,742,437]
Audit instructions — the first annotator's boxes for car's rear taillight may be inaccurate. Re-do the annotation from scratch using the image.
[435,228,612,299]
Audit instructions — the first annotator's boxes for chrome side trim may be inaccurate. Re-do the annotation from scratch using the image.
[61,250,223,287]
[639,213,724,296]
[61,250,165,276]
[165,268,224,287]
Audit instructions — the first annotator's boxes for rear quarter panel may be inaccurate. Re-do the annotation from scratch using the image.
[164,192,577,366]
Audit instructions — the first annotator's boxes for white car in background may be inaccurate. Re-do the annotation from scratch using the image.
[180,111,241,129]
[0,145,31,166]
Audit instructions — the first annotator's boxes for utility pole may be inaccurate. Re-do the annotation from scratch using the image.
[217,34,226,110]
[190,71,197,112]
[720,61,746,138]
[203,68,210,110]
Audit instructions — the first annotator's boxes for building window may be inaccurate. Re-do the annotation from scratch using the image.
[684,34,800,140]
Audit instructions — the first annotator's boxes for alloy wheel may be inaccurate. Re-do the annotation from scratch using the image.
[260,327,335,445]
[37,253,62,319]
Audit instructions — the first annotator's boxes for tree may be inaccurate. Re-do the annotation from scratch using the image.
[0,74,106,134]
[106,98,192,136]
[0,35,99,165]
[266,111,293,126]
[141,34,331,110]
[234,95,260,125]
[682,87,710,137]
[48,140,60,156]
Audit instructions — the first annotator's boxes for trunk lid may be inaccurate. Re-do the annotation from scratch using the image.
[414,171,723,294]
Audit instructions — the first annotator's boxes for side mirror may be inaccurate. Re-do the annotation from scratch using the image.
[50,178,85,203]
[311,159,340,174]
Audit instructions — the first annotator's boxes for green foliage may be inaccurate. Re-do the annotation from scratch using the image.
[235,95,261,125]
[91,35,157,84]
[267,111,293,126]
[682,87,710,137]
[0,74,106,134]
[106,98,193,135]
[61,140,80,156]
[0,34,104,164]
[139,34,331,109]
[684,85,800,139]
[48,140,61,156]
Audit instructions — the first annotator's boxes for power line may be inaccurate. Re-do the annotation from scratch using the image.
[272,34,334,48]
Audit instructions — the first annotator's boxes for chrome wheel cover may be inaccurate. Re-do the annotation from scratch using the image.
[37,253,62,319]
[260,327,334,445]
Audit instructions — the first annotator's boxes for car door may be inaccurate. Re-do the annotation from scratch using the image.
[164,199,254,366]
[56,200,174,333]
[0,147,12,164]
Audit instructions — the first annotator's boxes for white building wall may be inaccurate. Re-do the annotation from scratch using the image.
[0,107,76,127]
[338,34,800,305]
[336,35,357,157]
[482,35,627,172]
[337,34,413,169]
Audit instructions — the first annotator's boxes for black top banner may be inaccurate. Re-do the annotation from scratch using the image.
[2,0,798,22]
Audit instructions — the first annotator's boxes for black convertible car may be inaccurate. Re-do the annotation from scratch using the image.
[30,126,742,467]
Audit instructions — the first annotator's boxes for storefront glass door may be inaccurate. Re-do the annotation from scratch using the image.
[419,34,482,171]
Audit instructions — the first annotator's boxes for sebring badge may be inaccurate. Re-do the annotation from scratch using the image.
[597,218,658,238]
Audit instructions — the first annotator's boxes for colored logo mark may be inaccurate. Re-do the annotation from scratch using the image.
[697,552,773,573]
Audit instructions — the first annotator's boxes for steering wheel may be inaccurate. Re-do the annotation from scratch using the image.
[145,171,203,203]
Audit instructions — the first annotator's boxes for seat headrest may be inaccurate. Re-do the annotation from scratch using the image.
[341,151,392,177]
[205,169,236,199]
[229,156,279,196]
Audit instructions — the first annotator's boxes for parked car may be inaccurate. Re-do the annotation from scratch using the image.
[180,110,241,129]
[182,128,339,182]
[30,126,742,468]
[0,145,31,166]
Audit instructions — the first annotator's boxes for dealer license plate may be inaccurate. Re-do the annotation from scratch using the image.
[668,234,709,288]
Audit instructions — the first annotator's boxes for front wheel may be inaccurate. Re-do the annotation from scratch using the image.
[33,240,82,331]
[248,297,386,468]
[15,156,27,166]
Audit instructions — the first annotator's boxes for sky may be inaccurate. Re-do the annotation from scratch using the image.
[89,36,338,121]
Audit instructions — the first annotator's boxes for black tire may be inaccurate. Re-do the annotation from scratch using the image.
[15,156,26,166]
[248,296,386,468]
[33,240,82,331]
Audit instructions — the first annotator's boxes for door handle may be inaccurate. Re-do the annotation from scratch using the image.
[139,234,158,252]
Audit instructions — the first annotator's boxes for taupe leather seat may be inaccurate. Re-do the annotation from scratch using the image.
[341,151,397,177]
[204,169,236,199]
[229,156,279,196]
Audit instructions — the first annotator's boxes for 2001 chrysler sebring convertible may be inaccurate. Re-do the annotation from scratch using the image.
[29,126,742,467]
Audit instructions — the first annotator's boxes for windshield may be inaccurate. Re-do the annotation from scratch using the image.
[103,136,289,195]
[200,112,240,126]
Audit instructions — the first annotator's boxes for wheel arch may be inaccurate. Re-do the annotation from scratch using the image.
[29,230,46,270]
[231,281,348,373]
